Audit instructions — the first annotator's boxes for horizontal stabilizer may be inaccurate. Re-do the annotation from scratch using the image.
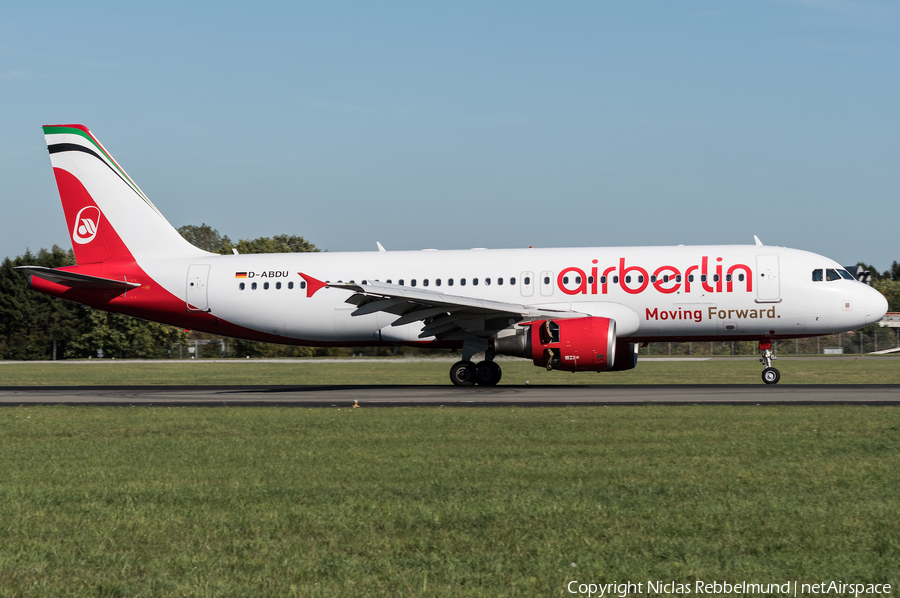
[14,266,140,290]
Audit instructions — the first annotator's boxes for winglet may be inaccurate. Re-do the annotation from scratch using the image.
[298,272,327,298]
[753,235,763,246]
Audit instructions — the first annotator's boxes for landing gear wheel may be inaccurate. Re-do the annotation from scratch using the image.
[762,367,781,385]
[475,361,502,386]
[449,361,477,387]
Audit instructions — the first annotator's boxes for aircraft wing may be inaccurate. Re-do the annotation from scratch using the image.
[14,266,140,291]
[327,280,586,340]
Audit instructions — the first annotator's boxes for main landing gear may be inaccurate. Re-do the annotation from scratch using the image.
[450,338,502,387]
[759,340,780,385]
[449,357,502,387]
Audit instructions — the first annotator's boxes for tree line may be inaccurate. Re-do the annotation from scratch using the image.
[1,231,898,360]
[0,225,330,360]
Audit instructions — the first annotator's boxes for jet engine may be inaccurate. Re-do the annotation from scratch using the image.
[608,340,639,371]
[493,317,616,371]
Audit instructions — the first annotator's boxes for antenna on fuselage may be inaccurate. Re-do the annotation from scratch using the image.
[376,242,386,252]
[753,235,763,246]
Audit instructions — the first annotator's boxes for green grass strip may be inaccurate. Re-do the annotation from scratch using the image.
[0,406,897,596]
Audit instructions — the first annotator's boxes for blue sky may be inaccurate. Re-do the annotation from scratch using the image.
[2,1,898,270]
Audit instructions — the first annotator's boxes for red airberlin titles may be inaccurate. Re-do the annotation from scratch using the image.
[557,256,752,296]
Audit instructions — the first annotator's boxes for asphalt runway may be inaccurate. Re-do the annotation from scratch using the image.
[0,384,898,406]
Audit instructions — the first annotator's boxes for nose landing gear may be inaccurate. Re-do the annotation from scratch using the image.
[759,340,780,384]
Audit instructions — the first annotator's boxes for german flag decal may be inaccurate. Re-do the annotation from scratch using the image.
[235,272,248,279]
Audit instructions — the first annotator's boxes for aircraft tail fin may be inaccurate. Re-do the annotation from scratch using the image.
[42,124,209,264]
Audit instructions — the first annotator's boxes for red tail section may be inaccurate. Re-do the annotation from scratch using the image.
[54,168,133,264]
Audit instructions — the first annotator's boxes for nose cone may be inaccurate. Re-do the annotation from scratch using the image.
[865,287,889,325]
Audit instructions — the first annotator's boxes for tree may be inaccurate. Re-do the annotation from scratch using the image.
[234,234,319,254]
[65,310,189,359]
[177,223,233,253]
[872,279,900,313]
[0,246,81,360]
[178,224,320,255]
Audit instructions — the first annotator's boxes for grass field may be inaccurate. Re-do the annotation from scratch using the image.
[0,357,898,386]
[0,406,897,597]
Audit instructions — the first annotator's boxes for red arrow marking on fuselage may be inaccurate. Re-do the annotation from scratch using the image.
[298,273,327,298]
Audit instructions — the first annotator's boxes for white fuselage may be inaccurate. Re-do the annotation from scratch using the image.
[139,244,886,345]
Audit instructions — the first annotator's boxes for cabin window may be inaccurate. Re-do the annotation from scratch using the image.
[651,276,656,283]
[563,276,569,284]
[575,276,581,284]
[299,281,306,289]
[510,277,516,285]
[600,276,606,284]
[826,269,841,281]
[460,278,466,286]
[543,276,550,285]
[386,279,392,284]
[411,279,417,287]
[473,278,479,286]
[497,278,503,285]
[613,276,619,284]
[436,279,441,287]
[423,279,429,287]
[485,278,491,286]
[701,274,707,282]
[239,282,245,290]
[737,274,744,282]
[713,275,719,283]
[524,277,530,285]
[625,276,631,283]
[252,282,258,290]
[448,278,454,286]
[663,275,669,283]
[675,275,681,282]
[638,275,644,283]
[276,282,282,289]
[688,274,694,283]
[399,279,405,286]
[588,276,593,284]
[288,281,294,289]
[264,282,270,290]
[725,274,731,282]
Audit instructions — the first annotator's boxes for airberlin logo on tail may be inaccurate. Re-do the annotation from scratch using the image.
[72,206,100,245]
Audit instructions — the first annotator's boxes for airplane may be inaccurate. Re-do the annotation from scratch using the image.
[16,124,889,386]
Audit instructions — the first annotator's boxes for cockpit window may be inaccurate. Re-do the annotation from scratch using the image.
[838,269,854,280]
[812,269,823,282]
[826,269,841,281]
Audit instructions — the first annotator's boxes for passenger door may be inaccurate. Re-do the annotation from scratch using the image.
[755,255,780,302]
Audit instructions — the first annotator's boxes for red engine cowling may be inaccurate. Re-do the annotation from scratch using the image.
[526,317,617,372]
